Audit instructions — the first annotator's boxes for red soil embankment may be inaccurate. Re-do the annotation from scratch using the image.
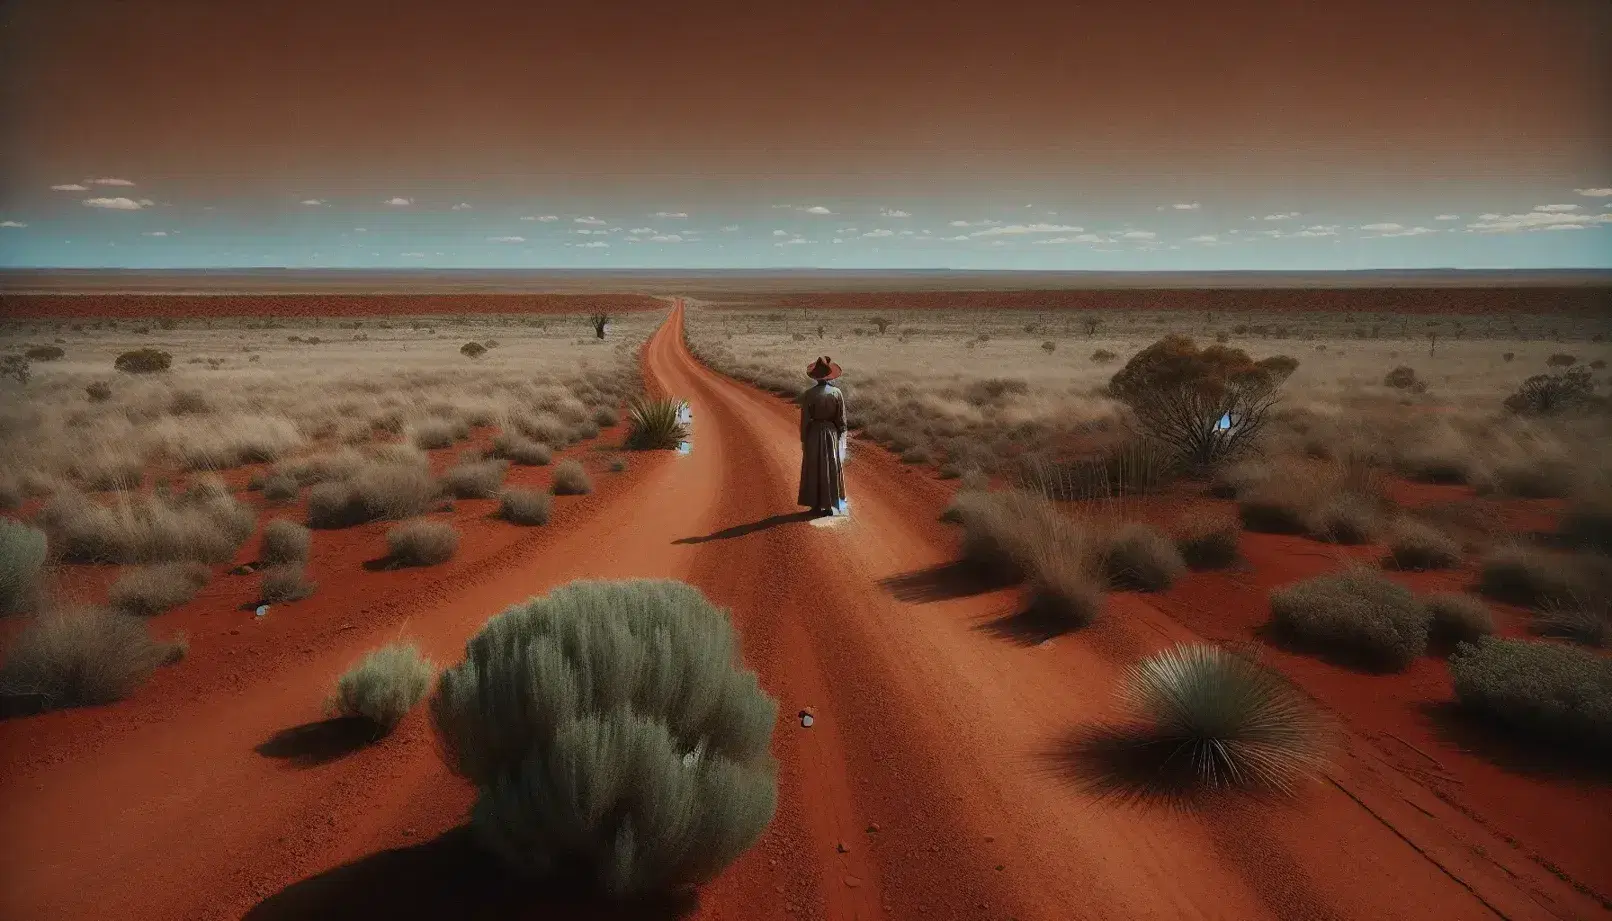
[0,293,668,319]
[752,286,1612,315]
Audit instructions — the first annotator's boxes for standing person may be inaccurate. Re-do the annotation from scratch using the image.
[799,355,848,516]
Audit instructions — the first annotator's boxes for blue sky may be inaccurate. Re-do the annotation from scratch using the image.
[2,185,1610,270]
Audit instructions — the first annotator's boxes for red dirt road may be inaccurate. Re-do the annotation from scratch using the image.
[0,301,1603,921]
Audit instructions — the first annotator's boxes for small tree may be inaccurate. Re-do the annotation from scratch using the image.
[588,312,611,339]
[459,341,487,359]
[1504,367,1594,416]
[1108,336,1296,471]
[1083,317,1101,337]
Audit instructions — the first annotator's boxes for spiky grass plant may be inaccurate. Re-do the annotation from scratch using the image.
[260,562,316,603]
[1,519,48,616]
[497,488,552,526]
[107,562,212,616]
[624,397,689,450]
[260,519,312,565]
[1384,519,1461,570]
[386,520,459,567]
[549,459,593,496]
[1111,644,1328,792]
[0,608,185,709]
[330,643,435,734]
[431,579,778,899]
[1101,522,1187,591]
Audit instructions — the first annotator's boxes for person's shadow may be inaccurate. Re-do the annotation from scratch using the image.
[672,511,818,544]
[244,826,696,921]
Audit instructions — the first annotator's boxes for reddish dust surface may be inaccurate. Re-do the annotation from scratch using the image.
[0,301,1603,921]
[0,292,667,319]
[746,286,1612,316]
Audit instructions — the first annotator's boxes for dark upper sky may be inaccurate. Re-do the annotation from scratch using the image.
[2,0,1609,268]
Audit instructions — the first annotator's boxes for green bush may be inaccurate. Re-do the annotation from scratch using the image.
[431,579,778,898]
[1268,569,1430,671]
[1504,367,1594,416]
[1,519,48,616]
[0,608,185,709]
[1115,644,1327,791]
[330,643,434,733]
[114,348,172,374]
[1477,546,1597,608]
[107,562,211,616]
[1448,637,1612,754]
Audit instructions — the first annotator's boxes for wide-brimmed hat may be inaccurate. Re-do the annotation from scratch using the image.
[806,355,841,381]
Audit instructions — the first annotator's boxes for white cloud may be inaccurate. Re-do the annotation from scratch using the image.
[775,237,809,246]
[721,224,740,232]
[1262,212,1301,220]
[354,227,367,232]
[948,219,1002,227]
[898,230,915,236]
[1188,234,1221,244]
[942,234,971,241]
[384,197,413,206]
[487,235,525,243]
[137,198,154,206]
[1291,228,1337,237]
[1033,234,1108,245]
[451,202,473,210]
[1359,222,1404,232]
[970,222,1082,237]
[862,229,894,238]
[801,206,832,215]
[653,211,688,218]
[880,208,911,218]
[520,215,558,222]
[142,231,168,237]
[1118,230,1156,240]
[649,234,684,242]
[51,183,89,191]
[573,241,609,248]
[82,197,145,210]
[574,216,606,225]
[1377,226,1437,237]
[300,198,326,206]
[575,229,611,235]
[402,252,427,257]
[0,220,26,228]
[1434,214,1460,221]
[89,178,135,186]
[773,229,792,237]
[1171,202,1201,210]
[1467,210,1612,233]
[1543,224,1587,231]
[1532,203,1579,213]
[831,238,844,244]
[1573,188,1612,197]
[629,227,655,234]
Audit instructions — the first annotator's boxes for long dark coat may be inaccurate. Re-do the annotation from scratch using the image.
[798,381,847,510]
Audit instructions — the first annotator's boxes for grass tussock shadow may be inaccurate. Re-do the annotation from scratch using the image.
[362,555,403,572]
[244,826,697,921]
[1039,726,1289,814]
[975,594,1090,647]
[1418,701,1611,783]
[671,511,816,544]
[879,560,1016,604]
[255,716,380,766]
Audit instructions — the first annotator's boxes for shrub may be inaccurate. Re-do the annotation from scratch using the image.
[1485,459,1578,499]
[330,643,435,733]
[1041,340,1056,353]
[1017,439,1176,501]
[1448,638,1612,754]
[1306,496,1378,545]
[608,456,628,473]
[1208,460,1268,499]
[1504,367,1594,416]
[1176,512,1240,569]
[1383,366,1419,389]
[1022,546,1107,633]
[1501,352,1515,363]
[25,345,64,361]
[491,433,552,466]
[497,489,552,525]
[550,459,593,496]
[1268,569,1430,671]
[592,405,620,427]
[0,608,184,709]
[261,563,316,602]
[1108,335,1295,470]
[386,520,459,566]
[114,348,172,374]
[260,519,311,565]
[1102,523,1186,591]
[460,341,488,359]
[624,397,689,450]
[1238,481,1311,534]
[1425,593,1495,646]
[1477,546,1595,608]
[85,381,112,402]
[306,463,437,528]
[441,459,508,499]
[1560,495,1612,555]
[1109,644,1327,792]
[39,490,256,564]
[411,418,461,450]
[1384,519,1461,570]
[954,490,1089,585]
[107,562,211,616]
[1532,599,1610,648]
[1091,349,1118,363]
[430,579,778,898]
[261,474,299,503]
[1,519,49,616]
[1546,353,1577,367]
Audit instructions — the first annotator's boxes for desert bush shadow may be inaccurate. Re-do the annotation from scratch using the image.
[1039,725,1287,814]
[879,560,1015,604]
[1419,700,1611,783]
[975,597,1078,647]
[672,511,816,544]
[255,716,379,766]
[1252,622,1411,675]
[243,826,696,921]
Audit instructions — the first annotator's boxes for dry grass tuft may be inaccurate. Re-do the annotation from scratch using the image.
[1384,519,1462,570]
[497,489,552,526]
[440,459,509,499]
[39,488,256,564]
[490,433,552,466]
[550,459,593,496]
[107,562,211,616]
[261,562,317,603]
[1175,511,1240,569]
[1,519,49,616]
[260,519,312,565]
[386,520,459,566]
[1425,593,1496,647]
[0,608,185,709]
[330,643,435,733]
[1102,522,1187,591]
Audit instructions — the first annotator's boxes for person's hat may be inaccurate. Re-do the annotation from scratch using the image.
[806,356,842,381]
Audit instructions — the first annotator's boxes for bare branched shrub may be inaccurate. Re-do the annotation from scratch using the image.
[1268,568,1430,671]
[1449,638,1612,755]
[107,562,211,616]
[1504,367,1594,416]
[260,519,311,565]
[386,520,459,566]
[330,643,435,733]
[1107,336,1296,471]
[431,579,778,898]
[550,459,593,495]
[0,608,185,709]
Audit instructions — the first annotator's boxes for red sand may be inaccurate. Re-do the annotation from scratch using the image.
[0,293,667,319]
[746,286,1612,316]
[0,301,1605,921]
